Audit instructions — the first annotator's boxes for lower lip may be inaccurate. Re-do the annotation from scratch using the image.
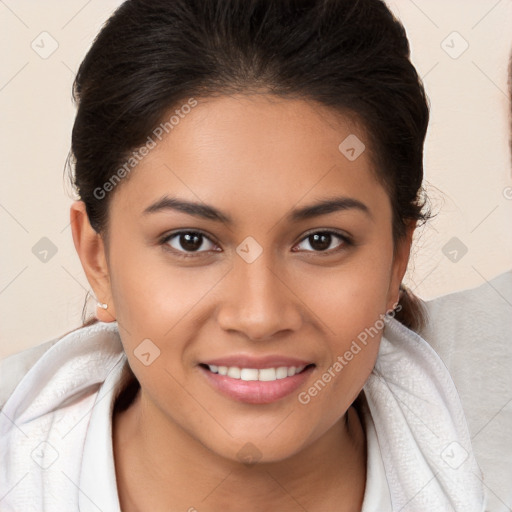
[199,365,314,404]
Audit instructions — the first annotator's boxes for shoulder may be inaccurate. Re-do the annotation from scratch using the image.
[420,269,512,354]
[0,321,128,510]
[366,317,486,509]
[418,269,512,394]
[418,269,512,511]
[418,269,512,415]
[0,337,61,410]
[0,321,124,417]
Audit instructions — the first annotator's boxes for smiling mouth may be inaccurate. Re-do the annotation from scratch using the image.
[199,363,314,381]
[198,362,316,404]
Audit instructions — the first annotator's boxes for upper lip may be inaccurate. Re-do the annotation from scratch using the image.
[200,355,314,369]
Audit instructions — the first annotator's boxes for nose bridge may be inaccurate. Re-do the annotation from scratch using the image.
[217,248,302,340]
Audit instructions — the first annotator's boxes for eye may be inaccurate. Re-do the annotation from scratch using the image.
[160,230,219,258]
[293,230,352,254]
[160,228,353,259]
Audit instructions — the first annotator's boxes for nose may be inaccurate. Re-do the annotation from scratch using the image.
[216,254,303,341]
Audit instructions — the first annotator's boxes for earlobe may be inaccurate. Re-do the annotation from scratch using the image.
[70,201,116,322]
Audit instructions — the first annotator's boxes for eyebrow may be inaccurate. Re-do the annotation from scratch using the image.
[142,195,372,224]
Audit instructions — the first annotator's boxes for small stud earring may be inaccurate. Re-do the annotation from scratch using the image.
[97,302,108,310]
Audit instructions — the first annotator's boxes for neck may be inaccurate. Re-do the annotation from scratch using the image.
[113,387,367,512]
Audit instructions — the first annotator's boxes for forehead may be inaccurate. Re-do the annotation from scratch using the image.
[109,94,390,224]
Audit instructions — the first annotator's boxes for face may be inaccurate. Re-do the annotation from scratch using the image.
[73,94,411,464]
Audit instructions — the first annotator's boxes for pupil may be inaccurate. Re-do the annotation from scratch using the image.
[311,233,331,251]
[181,233,202,251]
[178,233,333,252]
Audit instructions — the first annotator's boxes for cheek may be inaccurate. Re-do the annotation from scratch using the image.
[295,332,381,444]
[295,250,394,338]
[106,240,204,414]
[107,235,213,335]
[293,239,393,401]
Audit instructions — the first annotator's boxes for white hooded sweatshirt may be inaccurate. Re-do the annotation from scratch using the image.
[0,316,486,511]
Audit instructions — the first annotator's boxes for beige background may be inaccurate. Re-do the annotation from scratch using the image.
[1,0,511,359]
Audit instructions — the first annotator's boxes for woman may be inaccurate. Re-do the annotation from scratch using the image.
[0,0,486,510]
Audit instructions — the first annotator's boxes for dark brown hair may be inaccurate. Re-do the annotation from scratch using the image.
[68,0,431,333]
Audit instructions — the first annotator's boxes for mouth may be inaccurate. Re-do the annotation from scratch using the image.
[200,363,313,381]
[198,362,316,404]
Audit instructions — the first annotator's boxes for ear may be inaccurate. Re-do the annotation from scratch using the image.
[386,220,416,312]
[70,201,116,322]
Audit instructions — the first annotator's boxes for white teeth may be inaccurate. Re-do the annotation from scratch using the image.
[227,367,241,379]
[240,368,259,381]
[258,368,277,381]
[206,364,308,381]
[276,367,288,379]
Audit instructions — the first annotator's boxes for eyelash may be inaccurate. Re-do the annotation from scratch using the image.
[159,229,353,259]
